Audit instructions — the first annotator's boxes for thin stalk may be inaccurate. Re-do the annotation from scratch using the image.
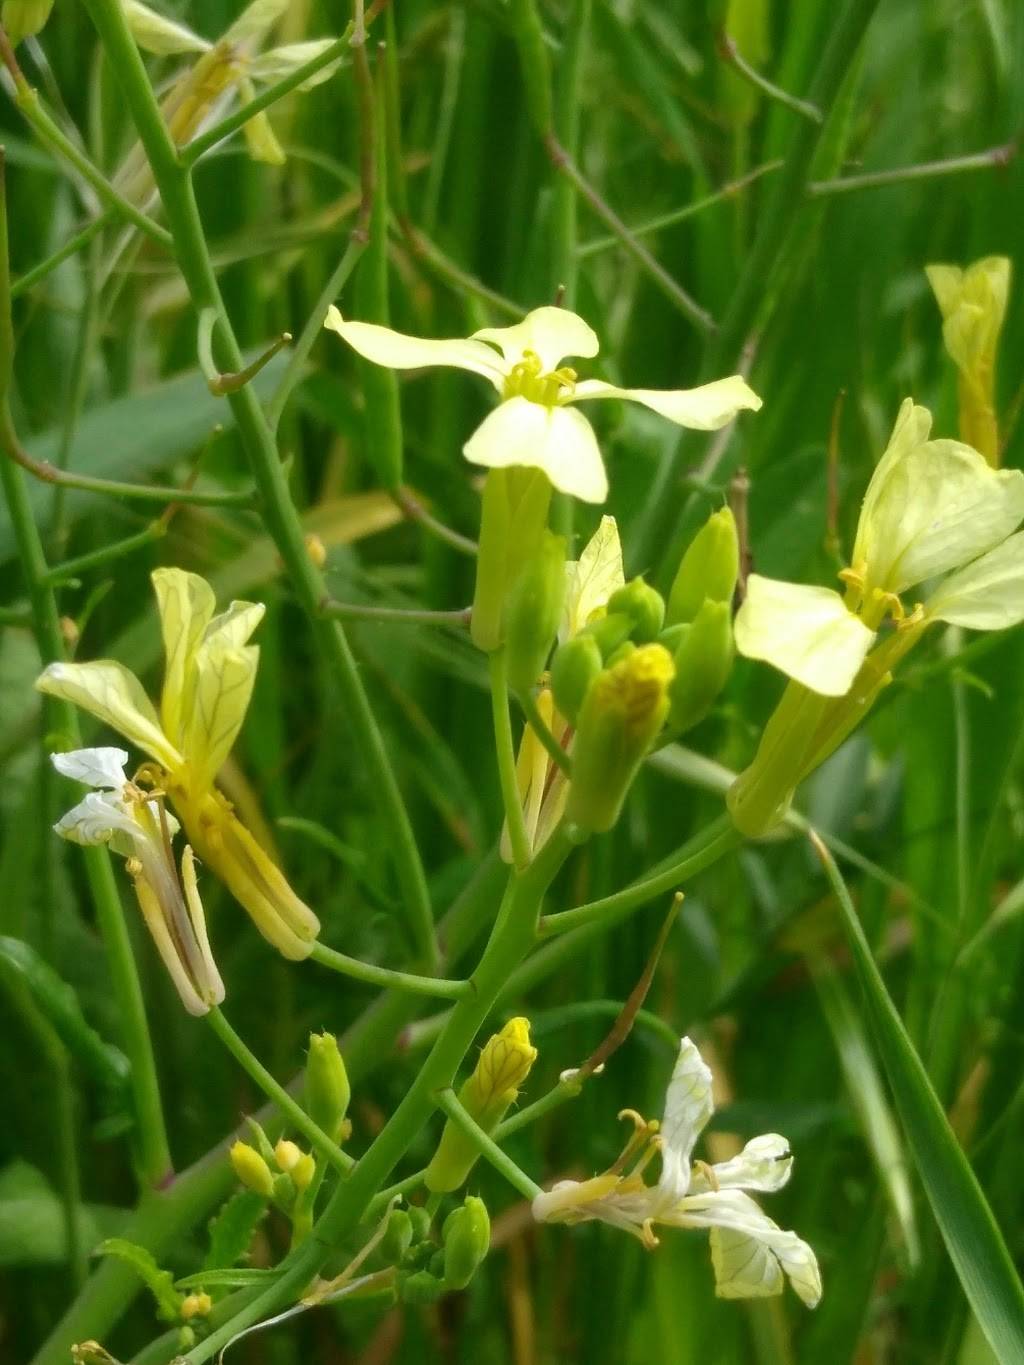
[206,1008,353,1175]
[83,0,438,976]
[321,598,471,628]
[808,141,1015,195]
[392,486,479,557]
[519,689,571,777]
[490,649,531,871]
[717,30,823,124]
[42,519,167,584]
[309,942,472,1000]
[435,1088,542,1200]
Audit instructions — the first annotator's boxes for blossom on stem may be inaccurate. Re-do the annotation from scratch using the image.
[37,569,319,959]
[51,747,224,1016]
[325,305,761,503]
[533,1036,821,1307]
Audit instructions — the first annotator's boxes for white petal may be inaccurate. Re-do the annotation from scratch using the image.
[325,307,506,390]
[223,0,288,48]
[463,399,608,504]
[36,661,182,770]
[248,40,345,91]
[54,791,136,848]
[562,515,625,639]
[690,1134,793,1194]
[658,1037,714,1202]
[123,0,209,54]
[925,530,1024,630]
[734,576,874,697]
[671,1189,822,1308]
[472,307,599,372]
[51,747,130,791]
[571,375,762,430]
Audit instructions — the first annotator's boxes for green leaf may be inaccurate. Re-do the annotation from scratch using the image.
[95,1238,184,1323]
[811,831,1024,1360]
[202,1190,267,1274]
[175,1268,280,1291]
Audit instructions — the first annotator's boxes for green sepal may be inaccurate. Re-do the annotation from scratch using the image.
[506,529,567,694]
[666,507,739,626]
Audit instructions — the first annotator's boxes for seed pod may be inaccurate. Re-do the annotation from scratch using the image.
[666,599,734,734]
[442,1196,491,1290]
[550,633,603,724]
[607,578,666,642]
[666,508,739,626]
[505,531,567,694]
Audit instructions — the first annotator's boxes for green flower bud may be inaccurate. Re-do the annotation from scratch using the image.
[605,640,637,670]
[567,643,675,833]
[381,1208,414,1264]
[666,599,734,734]
[666,508,739,626]
[472,468,551,652]
[271,1172,296,1212]
[229,1141,274,1198]
[304,1031,350,1142]
[2,0,53,44]
[407,1206,433,1242]
[607,578,665,642]
[244,1118,278,1166]
[442,1196,491,1290]
[426,1018,537,1193]
[505,530,567,694]
[550,633,603,723]
[580,610,634,659]
[399,1269,445,1305]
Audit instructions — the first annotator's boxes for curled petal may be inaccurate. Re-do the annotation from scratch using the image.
[570,375,762,430]
[691,1134,793,1194]
[562,515,625,640]
[463,399,608,504]
[472,307,599,372]
[53,791,136,847]
[36,661,182,770]
[658,1036,714,1202]
[925,530,1024,630]
[248,40,345,91]
[734,576,875,697]
[223,0,289,48]
[51,747,130,791]
[325,307,506,390]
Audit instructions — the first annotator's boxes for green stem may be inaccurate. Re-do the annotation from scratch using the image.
[11,211,111,299]
[435,1088,542,1200]
[490,649,531,870]
[206,1008,354,1175]
[717,30,823,123]
[808,141,1015,195]
[519,689,571,777]
[320,599,471,628]
[83,0,438,977]
[309,943,472,1000]
[42,519,166,584]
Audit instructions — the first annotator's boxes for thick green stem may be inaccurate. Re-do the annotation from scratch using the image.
[82,0,438,976]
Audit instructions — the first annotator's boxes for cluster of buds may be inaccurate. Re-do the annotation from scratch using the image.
[384,1197,491,1304]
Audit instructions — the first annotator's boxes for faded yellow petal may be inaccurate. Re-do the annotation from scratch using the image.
[36,661,181,769]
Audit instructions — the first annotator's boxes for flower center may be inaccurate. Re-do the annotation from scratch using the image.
[839,566,906,630]
[502,349,577,406]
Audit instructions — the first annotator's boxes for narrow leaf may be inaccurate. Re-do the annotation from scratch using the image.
[203,1190,267,1274]
[96,1238,183,1323]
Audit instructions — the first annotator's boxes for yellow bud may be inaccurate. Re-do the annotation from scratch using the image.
[229,1140,275,1197]
[304,1031,351,1140]
[2,0,53,44]
[291,1152,316,1192]
[274,1139,302,1173]
[305,532,327,567]
[180,1292,212,1322]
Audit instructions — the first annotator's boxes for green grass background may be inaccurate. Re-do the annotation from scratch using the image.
[2,0,1024,1361]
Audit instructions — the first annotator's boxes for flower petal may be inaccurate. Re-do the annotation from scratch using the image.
[248,40,345,91]
[123,0,209,54]
[658,1036,714,1202]
[324,307,506,390]
[734,576,874,697]
[472,307,599,372]
[51,747,130,791]
[223,0,288,48]
[690,1134,793,1194]
[203,599,266,651]
[463,399,608,503]
[926,257,1011,377]
[925,530,1024,630]
[562,515,625,639]
[152,567,217,748]
[571,375,762,430]
[183,645,260,790]
[671,1188,822,1307]
[54,791,136,847]
[36,661,182,770]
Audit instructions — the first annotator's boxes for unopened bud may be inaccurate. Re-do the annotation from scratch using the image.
[400,1269,445,1305]
[567,644,675,833]
[381,1208,414,1264]
[291,1152,316,1192]
[274,1139,302,1173]
[550,633,603,724]
[2,0,53,44]
[425,1018,537,1193]
[580,610,634,659]
[665,599,734,734]
[505,530,566,694]
[607,578,665,642]
[304,1031,351,1141]
[666,508,739,626]
[229,1141,274,1198]
[180,1292,212,1321]
[407,1206,432,1242]
[442,1196,491,1290]
[304,532,327,567]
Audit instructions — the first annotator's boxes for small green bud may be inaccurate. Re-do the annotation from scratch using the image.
[505,530,567,694]
[381,1209,414,1264]
[666,508,739,626]
[666,599,734,734]
[2,0,53,45]
[272,1172,296,1212]
[229,1141,274,1198]
[399,1269,445,1305]
[428,1249,446,1278]
[442,1196,491,1290]
[607,578,665,642]
[580,610,634,659]
[472,468,551,652]
[407,1206,433,1242]
[304,1031,350,1142]
[605,640,637,670]
[551,633,603,723]
[567,643,675,833]
[244,1118,278,1166]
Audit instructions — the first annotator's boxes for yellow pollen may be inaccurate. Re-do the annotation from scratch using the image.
[502,350,578,405]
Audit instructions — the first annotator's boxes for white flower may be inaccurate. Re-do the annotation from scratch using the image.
[325,305,762,504]
[734,399,1024,696]
[533,1036,822,1307]
[52,747,224,1017]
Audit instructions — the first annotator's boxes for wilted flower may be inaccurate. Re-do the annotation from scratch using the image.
[325,305,761,503]
[51,747,224,1016]
[534,1036,821,1307]
[37,569,319,959]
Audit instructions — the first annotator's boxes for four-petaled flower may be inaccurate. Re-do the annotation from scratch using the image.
[37,569,319,960]
[51,747,224,1016]
[325,305,761,503]
[533,1036,822,1307]
[734,398,1024,697]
